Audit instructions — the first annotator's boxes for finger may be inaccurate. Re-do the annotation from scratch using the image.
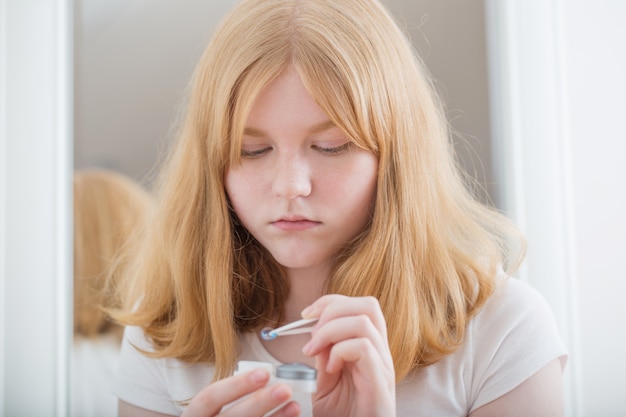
[311,348,339,399]
[270,400,301,417]
[303,315,393,372]
[311,338,395,412]
[326,337,379,374]
[324,338,396,413]
[303,314,384,356]
[302,295,388,339]
[325,338,393,379]
[182,368,270,416]
[221,383,296,417]
[300,294,347,320]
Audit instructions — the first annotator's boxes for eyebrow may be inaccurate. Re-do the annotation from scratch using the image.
[243,120,337,137]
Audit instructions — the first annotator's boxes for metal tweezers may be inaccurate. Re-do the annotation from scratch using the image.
[260,318,319,340]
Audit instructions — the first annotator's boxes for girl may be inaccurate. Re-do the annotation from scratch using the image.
[111,0,567,416]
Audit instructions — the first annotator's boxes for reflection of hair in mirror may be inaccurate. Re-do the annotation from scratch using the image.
[73,169,154,417]
[73,169,153,340]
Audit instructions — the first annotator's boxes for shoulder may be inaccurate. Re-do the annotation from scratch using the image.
[396,276,567,416]
[471,275,567,360]
[477,276,555,327]
[115,326,217,416]
[466,276,568,411]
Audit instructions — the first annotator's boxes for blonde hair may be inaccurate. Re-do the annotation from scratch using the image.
[111,0,525,382]
[74,169,153,339]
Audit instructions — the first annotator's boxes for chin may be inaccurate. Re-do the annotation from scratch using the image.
[271,252,326,270]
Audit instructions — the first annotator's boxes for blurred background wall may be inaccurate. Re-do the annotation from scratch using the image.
[73,0,495,202]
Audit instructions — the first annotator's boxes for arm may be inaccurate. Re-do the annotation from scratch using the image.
[118,368,301,417]
[469,358,564,417]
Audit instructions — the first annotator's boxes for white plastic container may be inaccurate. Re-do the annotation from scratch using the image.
[234,360,275,376]
[235,361,317,393]
[275,363,317,393]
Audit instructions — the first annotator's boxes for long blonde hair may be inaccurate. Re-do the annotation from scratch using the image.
[74,169,153,339]
[111,0,525,381]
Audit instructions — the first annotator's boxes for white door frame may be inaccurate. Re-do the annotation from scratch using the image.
[0,0,73,415]
[485,0,582,415]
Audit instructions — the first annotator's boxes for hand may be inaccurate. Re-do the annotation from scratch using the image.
[181,368,301,417]
[301,295,396,417]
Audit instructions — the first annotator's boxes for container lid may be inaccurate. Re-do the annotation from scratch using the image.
[236,361,274,375]
[276,362,317,381]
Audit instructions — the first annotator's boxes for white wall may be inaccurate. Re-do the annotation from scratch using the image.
[73,0,238,185]
[379,0,494,202]
[486,0,626,415]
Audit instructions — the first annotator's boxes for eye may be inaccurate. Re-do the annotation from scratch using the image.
[312,142,352,155]
[241,146,272,158]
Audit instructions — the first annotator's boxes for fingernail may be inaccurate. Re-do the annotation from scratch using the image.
[271,384,291,402]
[302,341,312,355]
[250,369,269,384]
[282,401,301,417]
[301,305,315,318]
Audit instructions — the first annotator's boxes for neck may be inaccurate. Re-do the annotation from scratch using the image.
[282,264,329,323]
[258,264,329,367]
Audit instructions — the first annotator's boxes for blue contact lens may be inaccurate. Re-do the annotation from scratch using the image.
[260,327,277,340]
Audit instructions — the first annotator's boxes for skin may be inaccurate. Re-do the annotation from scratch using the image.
[468,358,564,417]
[118,67,565,416]
[119,369,301,417]
[225,68,379,277]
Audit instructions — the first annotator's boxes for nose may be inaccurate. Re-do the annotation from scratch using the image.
[272,154,312,199]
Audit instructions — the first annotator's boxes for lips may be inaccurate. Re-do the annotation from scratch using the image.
[271,216,321,231]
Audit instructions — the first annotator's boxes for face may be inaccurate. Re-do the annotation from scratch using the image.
[225,68,378,276]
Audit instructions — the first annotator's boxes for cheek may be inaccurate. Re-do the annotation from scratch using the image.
[358,159,379,218]
[332,157,378,216]
[224,170,251,215]
[352,155,378,200]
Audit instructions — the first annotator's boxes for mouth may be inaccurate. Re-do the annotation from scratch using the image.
[271,216,321,231]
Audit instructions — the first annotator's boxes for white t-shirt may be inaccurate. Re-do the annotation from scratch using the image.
[114,278,568,416]
[72,333,121,417]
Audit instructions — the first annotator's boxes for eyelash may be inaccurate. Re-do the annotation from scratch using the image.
[240,147,271,158]
[313,142,351,154]
[240,143,351,158]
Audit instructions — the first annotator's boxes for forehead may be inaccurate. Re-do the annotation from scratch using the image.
[243,68,333,132]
